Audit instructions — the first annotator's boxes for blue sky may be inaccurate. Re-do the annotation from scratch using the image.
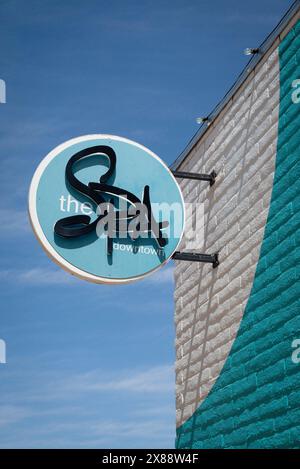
[0,0,293,448]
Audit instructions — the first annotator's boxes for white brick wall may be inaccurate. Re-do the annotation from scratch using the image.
[174,44,280,427]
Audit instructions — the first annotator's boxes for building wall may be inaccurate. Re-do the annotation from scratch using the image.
[174,12,300,448]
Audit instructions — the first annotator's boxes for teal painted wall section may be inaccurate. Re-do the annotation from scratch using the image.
[176,19,300,449]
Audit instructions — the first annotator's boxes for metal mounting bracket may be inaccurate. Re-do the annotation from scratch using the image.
[171,169,218,268]
[172,169,217,186]
[172,251,219,268]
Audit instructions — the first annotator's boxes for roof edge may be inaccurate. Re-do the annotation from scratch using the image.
[171,0,300,170]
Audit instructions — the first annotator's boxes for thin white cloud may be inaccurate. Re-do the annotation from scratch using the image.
[90,418,172,441]
[144,264,174,285]
[0,266,76,286]
[62,364,174,395]
[132,404,174,418]
[0,117,69,149]
[0,262,174,287]
[18,267,75,286]
[0,365,175,448]
[0,405,31,428]
[0,416,173,449]
[0,364,174,405]
[0,209,30,235]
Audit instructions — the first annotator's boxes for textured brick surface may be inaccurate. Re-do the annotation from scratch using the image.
[175,13,300,448]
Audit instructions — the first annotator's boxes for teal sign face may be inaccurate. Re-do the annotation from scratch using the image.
[29,135,185,284]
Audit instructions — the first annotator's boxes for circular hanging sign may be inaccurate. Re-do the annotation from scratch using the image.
[29,135,185,284]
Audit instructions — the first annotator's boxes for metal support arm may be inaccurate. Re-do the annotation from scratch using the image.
[171,168,218,268]
[172,251,219,268]
[172,169,217,186]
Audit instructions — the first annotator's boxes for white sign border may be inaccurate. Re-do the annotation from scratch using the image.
[28,134,185,284]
